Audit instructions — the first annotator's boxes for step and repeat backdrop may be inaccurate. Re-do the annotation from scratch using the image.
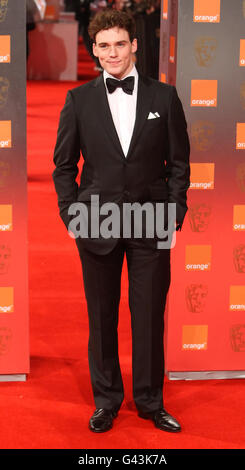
[159,0,245,378]
[0,0,244,380]
[0,1,29,378]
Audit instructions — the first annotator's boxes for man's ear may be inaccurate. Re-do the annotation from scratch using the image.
[131,38,137,54]
[93,42,98,57]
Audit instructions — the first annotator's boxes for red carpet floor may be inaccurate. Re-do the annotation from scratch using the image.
[0,39,244,450]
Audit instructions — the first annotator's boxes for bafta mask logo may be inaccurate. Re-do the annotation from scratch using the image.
[233,245,245,273]
[186,284,208,313]
[0,77,9,108]
[195,37,217,67]
[161,32,167,62]
[0,244,11,274]
[191,120,215,151]
[0,326,12,356]
[236,162,245,193]
[240,82,245,109]
[0,0,8,23]
[189,203,212,232]
[230,324,245,352]
[0,160,10,189]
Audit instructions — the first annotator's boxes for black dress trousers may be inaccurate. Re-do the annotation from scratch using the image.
[75,236,171,414]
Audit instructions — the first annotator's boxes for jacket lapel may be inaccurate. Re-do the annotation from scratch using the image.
[93,74,125,158]
[126,74,156,160]
[92,73,156,161]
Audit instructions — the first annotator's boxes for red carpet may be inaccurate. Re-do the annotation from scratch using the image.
[0,39,244,450]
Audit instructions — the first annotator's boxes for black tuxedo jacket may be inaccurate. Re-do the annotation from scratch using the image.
[53,73,190,254]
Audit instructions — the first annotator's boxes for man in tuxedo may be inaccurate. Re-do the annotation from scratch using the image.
[53,9,190,433]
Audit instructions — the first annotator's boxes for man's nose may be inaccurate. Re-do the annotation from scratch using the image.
[109,45,117,56]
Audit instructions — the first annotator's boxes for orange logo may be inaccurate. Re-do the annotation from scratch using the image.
[230,286,245,311]
[236,123,245,149]
[240,40,245,66]
[193,0,220,23]
[191,80,217,107]
[45,3,59,21]
[185,245,211,271]
[190,163,215,189]
[0,286,13,313]
[169,36,175,63]
[0,204,12,231]
[0,120,11,148]
[182,325,208,351]
[161,73,166,83]
[162,0,168,19]
[0,35,10,63]
[233,205,245,231]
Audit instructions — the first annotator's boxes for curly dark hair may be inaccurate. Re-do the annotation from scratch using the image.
[88,9,136,43]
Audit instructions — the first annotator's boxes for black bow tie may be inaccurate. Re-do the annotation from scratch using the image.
[106,76,135,95]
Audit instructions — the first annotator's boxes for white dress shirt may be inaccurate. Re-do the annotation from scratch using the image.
[103,65,138,157]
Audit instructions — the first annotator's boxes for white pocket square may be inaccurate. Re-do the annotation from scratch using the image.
[147,112,160,120]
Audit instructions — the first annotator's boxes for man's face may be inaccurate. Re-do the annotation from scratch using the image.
[93,27,137,79]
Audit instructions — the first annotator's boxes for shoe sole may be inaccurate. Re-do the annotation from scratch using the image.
[88,423,113,433]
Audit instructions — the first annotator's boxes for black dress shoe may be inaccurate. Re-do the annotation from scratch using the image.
[89,408,118,433]
[138,408,181,433]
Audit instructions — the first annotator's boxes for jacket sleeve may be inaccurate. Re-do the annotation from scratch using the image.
[165,85,190,229]
[52,90,80,229]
